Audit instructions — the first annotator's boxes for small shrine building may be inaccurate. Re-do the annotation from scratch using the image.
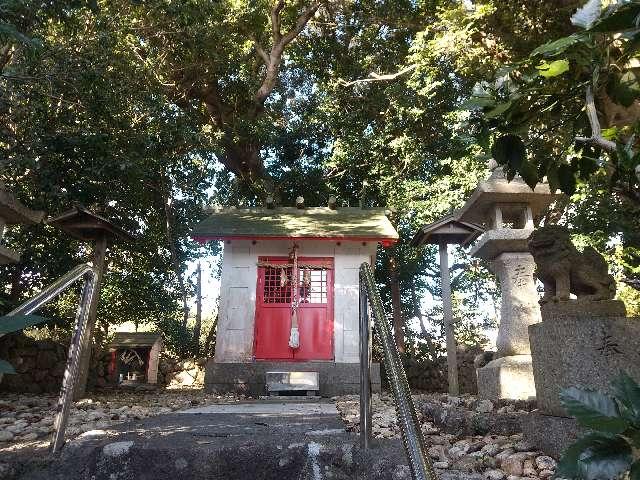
[191,202,398,396]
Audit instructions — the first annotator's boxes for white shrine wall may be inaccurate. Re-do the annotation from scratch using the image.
[214,239,378,364]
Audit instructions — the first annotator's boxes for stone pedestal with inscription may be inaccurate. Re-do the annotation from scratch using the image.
[457,164,556,400]
[524,300,640,456]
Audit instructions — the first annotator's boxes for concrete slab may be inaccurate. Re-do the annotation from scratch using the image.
[178,401,337,415]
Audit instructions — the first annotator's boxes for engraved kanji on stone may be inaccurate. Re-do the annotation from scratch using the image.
[511,264,529,288]
[596,327,622,357]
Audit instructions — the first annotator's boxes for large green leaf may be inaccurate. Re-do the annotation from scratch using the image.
[531,33,589,56]
[546,163,560,193]
[0,22,39,46]
[491,134,526,171]
[558,433,632,480]
[463,96,496,109]
[560,386,628,433]
[0,360,16,374]
[536,59,570,78]
[613,372,640,427]
[0,315,50,335]
[558,163,577,196]
[518,159,539,189]
[610,71,640,107]
[590,3,640,33]
[577,156,600,181]
[485,101,512,118]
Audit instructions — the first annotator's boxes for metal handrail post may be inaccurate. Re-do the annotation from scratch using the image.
[50,269,98,454]
[359,273,372,449]
[359,263,437,480]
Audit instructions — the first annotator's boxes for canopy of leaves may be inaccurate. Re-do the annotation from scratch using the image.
[2,0,638,359]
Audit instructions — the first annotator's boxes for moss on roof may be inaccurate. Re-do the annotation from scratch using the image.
[191,207,398,242]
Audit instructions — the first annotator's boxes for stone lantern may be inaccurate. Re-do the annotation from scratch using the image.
[411,214,483,395]
[457,163,557,400]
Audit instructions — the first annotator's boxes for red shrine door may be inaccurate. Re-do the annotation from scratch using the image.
[254,257,334,361]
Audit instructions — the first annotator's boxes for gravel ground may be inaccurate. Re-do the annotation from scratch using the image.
[334,393,558,480]
[0,389,243,456]
[0,389,559,480]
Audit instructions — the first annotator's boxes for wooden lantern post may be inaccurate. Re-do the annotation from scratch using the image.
[410,214,483,395]
[47,206,134,399]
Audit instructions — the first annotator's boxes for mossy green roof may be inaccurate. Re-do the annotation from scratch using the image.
[191,207,398,244]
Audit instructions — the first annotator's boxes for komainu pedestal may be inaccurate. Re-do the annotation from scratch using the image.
[525,300,640,456]
[530,300,639,416]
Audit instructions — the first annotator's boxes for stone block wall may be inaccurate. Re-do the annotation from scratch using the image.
[0,333,68,393]
[401,346,482,394]
[0,332,484,395]
[0,334,207,393]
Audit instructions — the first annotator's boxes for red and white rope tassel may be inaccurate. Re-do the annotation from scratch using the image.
[288,244,300,349]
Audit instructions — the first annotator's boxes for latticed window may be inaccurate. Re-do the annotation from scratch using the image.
[298,267,328,304]
[262,265,329,304]
[263,267,293,304]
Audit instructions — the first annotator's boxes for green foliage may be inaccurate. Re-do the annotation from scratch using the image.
[0,360,16,374]
[466,1,640,199]
[1,0,218,356]
[558,372,640,480]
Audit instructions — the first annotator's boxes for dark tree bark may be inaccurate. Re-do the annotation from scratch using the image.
[389,255,405,353]
[203,314,218,357]
[411,280,438,361]
[193,261,202,355]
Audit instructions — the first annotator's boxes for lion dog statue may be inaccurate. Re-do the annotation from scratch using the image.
[528,225,616,304]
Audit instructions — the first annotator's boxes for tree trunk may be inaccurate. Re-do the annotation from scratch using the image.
[193,261,202,356]
[203,314,218,357]
[388,255,405,353]
[162,176,189,330]
[411,280,438,361]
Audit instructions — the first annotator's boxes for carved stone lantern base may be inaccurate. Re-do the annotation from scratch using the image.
[477,354,536,401]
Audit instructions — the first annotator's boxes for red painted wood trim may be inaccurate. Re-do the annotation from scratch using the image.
[192,235,397,247]
[253,256,335,361]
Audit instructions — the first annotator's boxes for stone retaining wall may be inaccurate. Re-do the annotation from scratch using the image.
[0,333,67,393]
[0,334,206,393]
[1,333,484,396]
[402,346,482,394]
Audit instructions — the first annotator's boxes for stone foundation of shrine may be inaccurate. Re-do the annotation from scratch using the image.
[204,361,381,397]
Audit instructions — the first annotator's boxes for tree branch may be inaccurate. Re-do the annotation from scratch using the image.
[252,1,321,111]
[279,1,320,49]
[271,0,285,43]
[575,85,617,152]
[339,64,417,87]
[253,40,270,66]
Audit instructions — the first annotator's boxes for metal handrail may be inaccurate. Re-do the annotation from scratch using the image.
[6,263,94,317]
[2,263,99,454]
[359,262,437,480]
